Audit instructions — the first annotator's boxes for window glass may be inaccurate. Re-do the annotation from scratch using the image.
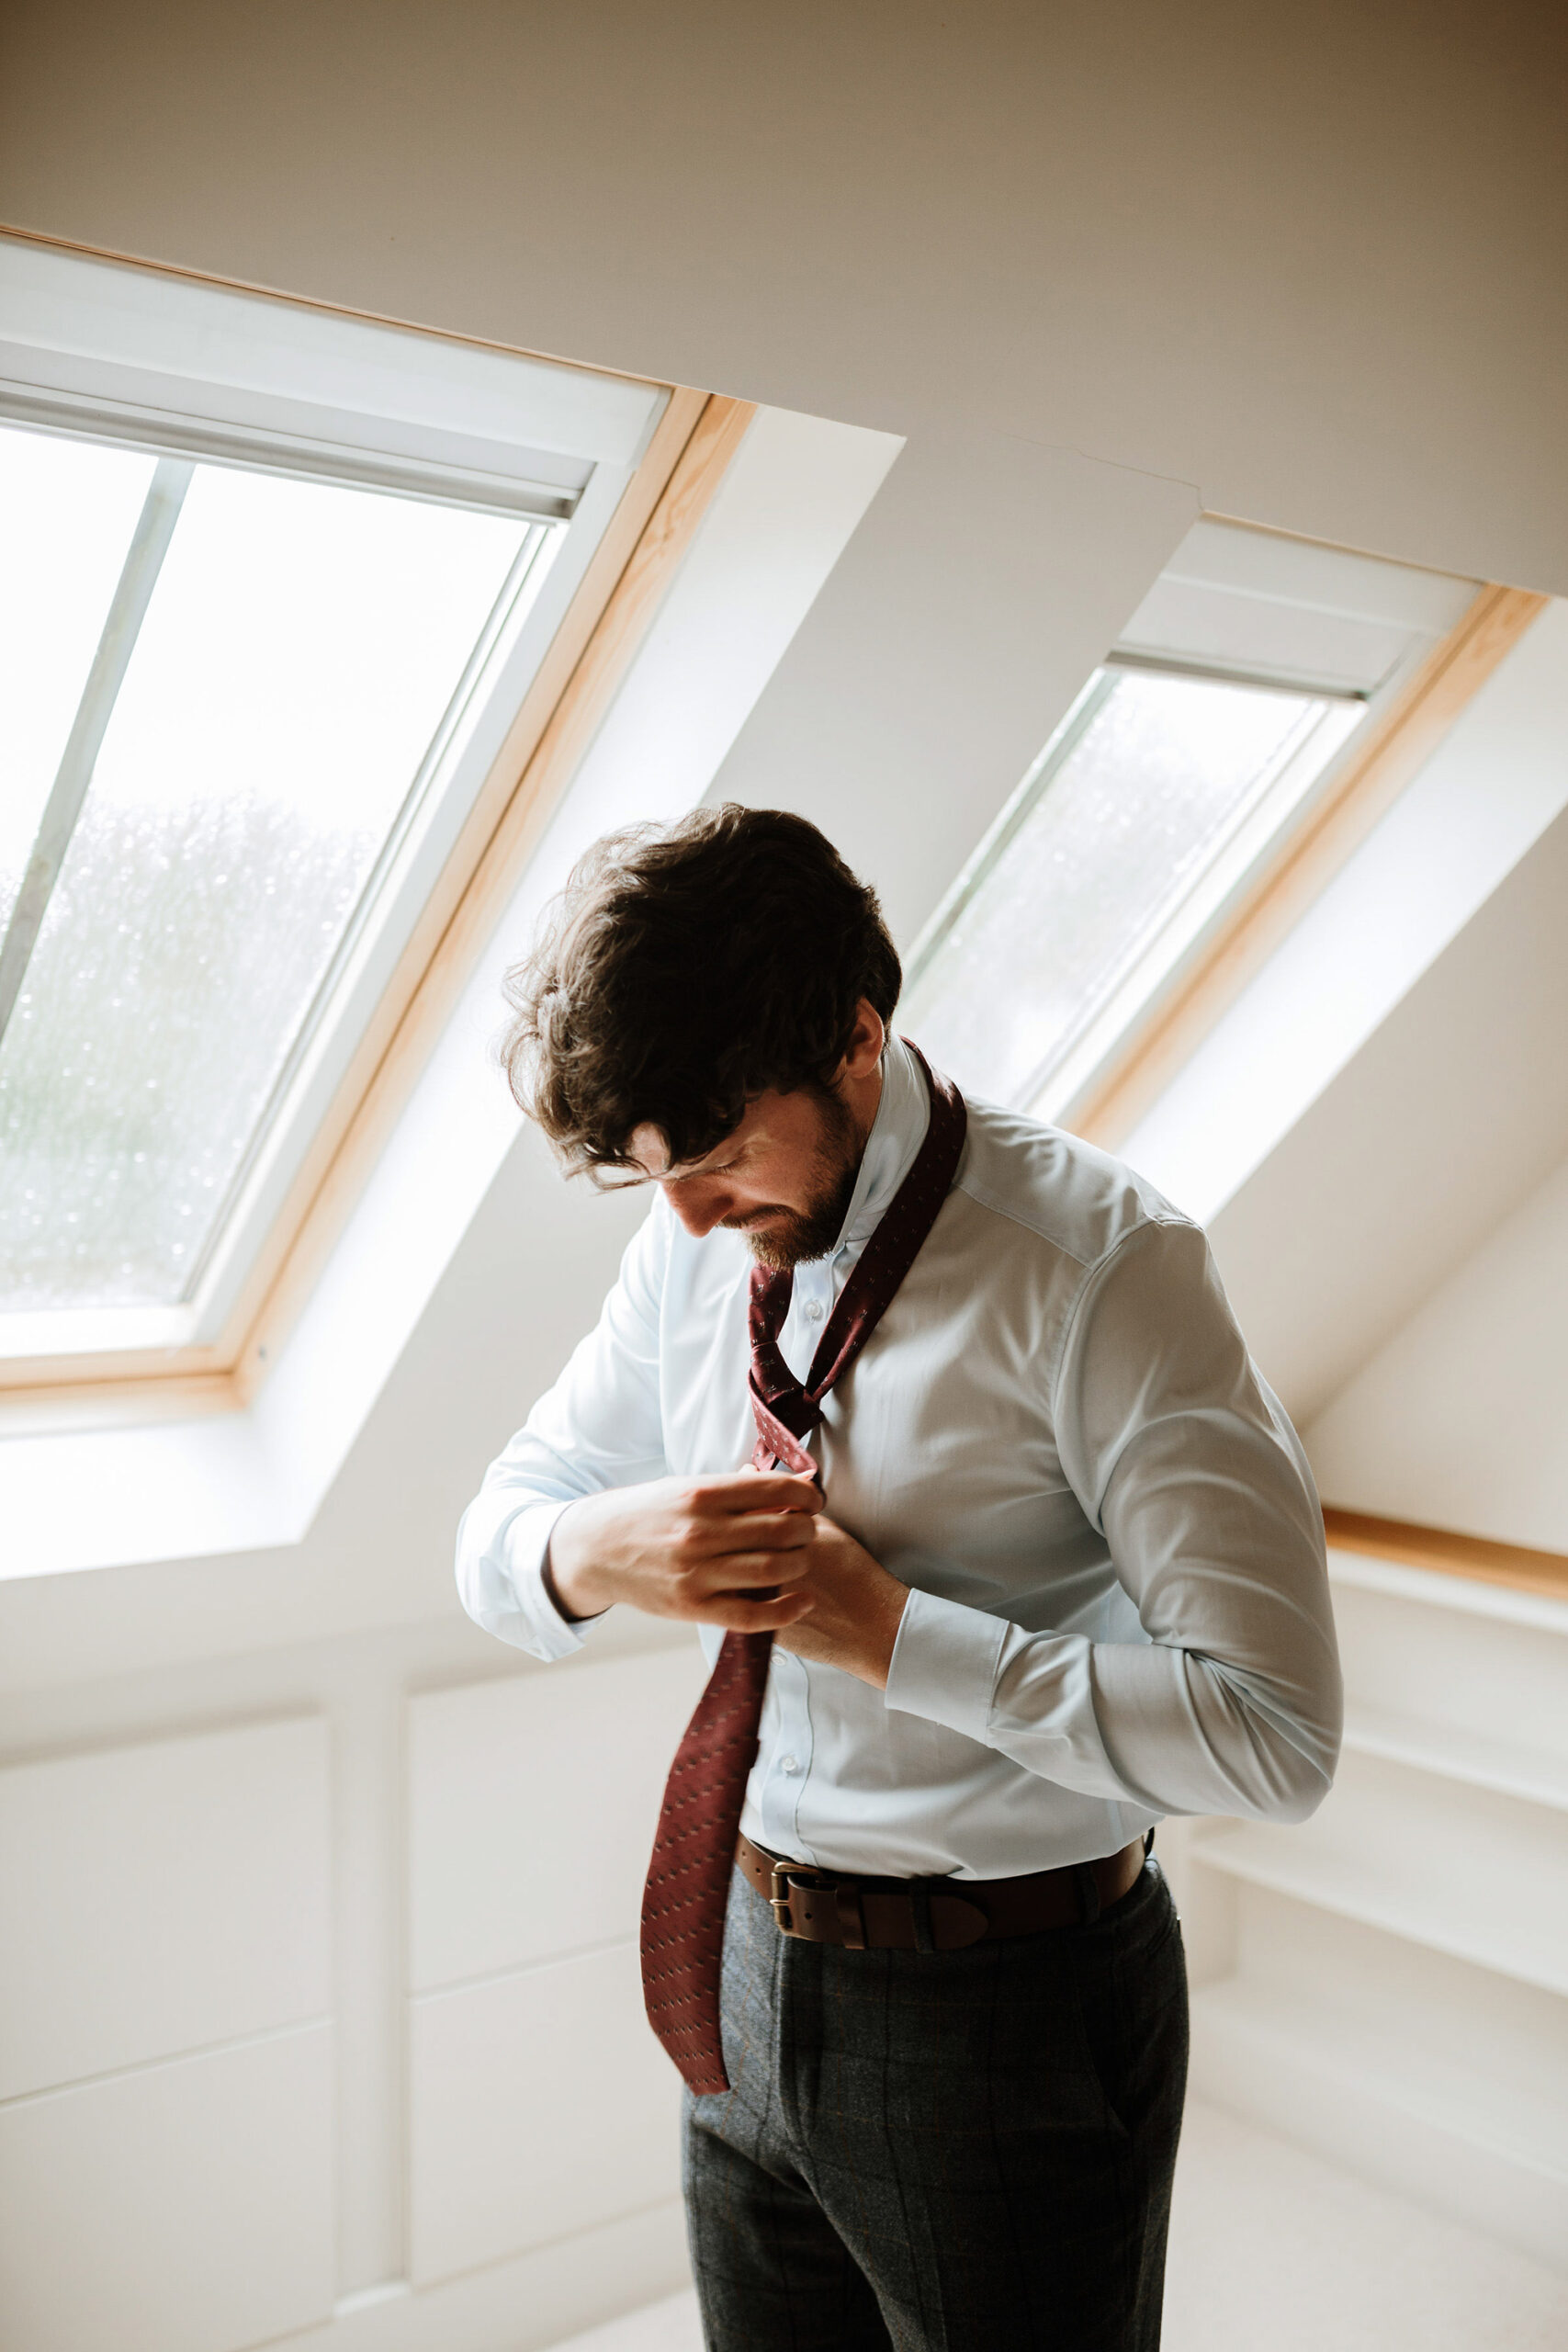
[0,424,543,1313]
[0,427,156,932]
[901,666,1361,1111]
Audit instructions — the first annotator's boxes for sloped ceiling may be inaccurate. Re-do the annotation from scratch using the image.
[1209,801,1568,1429]
[4,0,1567,1665]
[2,2,1566,593]
[703,427,1194,944]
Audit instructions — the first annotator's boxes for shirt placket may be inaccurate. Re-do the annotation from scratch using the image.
[753,1248,853,1858]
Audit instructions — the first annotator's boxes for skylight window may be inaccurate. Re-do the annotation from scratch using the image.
[902,521,1477,1121]
[0,235,671,1371]
[0,422,551,1317]
[902,665,1359,1108]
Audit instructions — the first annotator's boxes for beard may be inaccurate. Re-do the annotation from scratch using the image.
[727,1084,863,1273]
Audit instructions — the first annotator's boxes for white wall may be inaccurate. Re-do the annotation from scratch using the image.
[0,1601,710,2352]
[1208,795,1568,1432]
[0,1719,336,2352]
[0,1125,703,2350]
[1305,1149,1568,1551]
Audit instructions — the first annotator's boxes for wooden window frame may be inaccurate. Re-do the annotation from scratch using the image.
[0,234,755,1406]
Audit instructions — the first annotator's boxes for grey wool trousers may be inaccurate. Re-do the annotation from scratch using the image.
[682,1855,1189,2352]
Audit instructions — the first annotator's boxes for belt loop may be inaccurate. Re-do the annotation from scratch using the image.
[1074,1861,1102,1928]
[910,1882,937,1955]
[835,1879,867,1951]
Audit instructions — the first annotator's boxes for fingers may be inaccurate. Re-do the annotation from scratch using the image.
[694,1471,819,1517]
[706,1508,817,1554]
[702,1588,817,1633]
[677,1483,820,1567]
[689,1545,815,1593]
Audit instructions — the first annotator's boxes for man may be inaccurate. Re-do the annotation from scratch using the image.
[457,805,1340,2350]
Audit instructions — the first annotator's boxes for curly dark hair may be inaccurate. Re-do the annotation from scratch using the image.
[500,805,901,1175]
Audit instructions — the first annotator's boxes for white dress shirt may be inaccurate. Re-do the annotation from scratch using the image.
[457,1037,1341,1878]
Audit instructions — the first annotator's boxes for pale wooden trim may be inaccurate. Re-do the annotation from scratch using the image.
[0,1373,237,1438]
[1324,1507,1568,1604]
[1072,583,1550,1151]
[2,390,755,1403]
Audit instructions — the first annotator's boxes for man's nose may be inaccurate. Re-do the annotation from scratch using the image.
[660,1178,728,1238]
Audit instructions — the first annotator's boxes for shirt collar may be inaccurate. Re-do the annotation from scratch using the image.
[829,1034,932,1261]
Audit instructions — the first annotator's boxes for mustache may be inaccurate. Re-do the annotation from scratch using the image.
[736,1173,860,1273]
[717,1083,865,1272]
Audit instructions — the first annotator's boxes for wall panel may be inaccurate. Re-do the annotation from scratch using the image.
[0,1715,331,2100]
[408,1647,707,1991]
[0,2023,334,2352]
[408,1942,680,2286]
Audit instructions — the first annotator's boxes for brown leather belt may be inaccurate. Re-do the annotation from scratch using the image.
[736,1831,1146,1951]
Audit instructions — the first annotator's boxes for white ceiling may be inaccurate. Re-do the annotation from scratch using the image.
[4,3,1564,593]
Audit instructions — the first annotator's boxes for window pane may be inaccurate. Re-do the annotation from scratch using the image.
[0,424,155,929]
[903,669,1353,1108]
[0,458,533,1313]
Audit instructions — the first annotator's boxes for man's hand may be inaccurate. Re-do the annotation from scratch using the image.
[776,1515,909,1690]
[547,1472,820,1631]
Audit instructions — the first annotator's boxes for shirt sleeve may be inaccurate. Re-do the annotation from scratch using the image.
[454,1195,671,1660]
[885,1216,1342,1823]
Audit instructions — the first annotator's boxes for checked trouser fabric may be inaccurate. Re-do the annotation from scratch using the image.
[638,1043,967,2093]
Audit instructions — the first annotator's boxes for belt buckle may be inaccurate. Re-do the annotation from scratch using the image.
[768,1859,837,1939]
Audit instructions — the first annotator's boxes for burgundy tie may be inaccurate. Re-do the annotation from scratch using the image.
[639,1044,966,2094]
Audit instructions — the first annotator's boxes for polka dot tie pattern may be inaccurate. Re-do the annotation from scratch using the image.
[639,1043,967,2093]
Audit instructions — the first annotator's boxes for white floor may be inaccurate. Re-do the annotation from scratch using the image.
[547,2098,1568,2352]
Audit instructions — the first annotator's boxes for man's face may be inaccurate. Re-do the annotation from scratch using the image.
[630,1083,863,1272]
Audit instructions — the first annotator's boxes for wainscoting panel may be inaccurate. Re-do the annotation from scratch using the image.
[408,1940,681,2286]
[0,1714,332,2100]
[0,2022,334,2352]
[407,1645,707,1992]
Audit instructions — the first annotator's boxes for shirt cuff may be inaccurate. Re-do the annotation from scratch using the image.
[489,1502,591,1661]
[884,1587,1008,1745]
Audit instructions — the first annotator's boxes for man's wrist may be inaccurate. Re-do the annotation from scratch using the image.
[542,1508,610,1623]
[863,1579,909,1690]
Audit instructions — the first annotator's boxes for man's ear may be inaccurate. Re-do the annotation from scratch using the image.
[840,998,886,1081]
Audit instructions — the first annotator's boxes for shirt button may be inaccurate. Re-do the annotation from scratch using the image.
[804,1300,825,1322]
[779,1754,800,1776]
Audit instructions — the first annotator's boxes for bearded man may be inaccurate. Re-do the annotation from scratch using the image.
[457,804,1340,2351]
